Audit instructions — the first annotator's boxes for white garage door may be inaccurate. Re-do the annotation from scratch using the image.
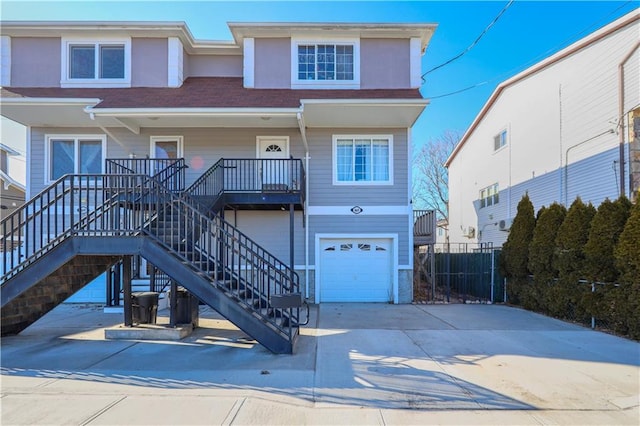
[319,238,393,302]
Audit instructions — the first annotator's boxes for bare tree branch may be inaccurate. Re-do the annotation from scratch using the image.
[412,130,461,224]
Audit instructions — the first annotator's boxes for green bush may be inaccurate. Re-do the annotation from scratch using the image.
[612,196,640,339]
[584,196,631,283]
[553,198,595,320]
[527,203,566,312]
[500,194,535,304]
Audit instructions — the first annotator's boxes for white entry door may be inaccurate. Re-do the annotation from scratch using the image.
[257,136,289,189]
[319,238,393,302]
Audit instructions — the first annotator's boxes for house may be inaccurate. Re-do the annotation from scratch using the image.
[445,10,639,247]
[0,20,437,352]
[0,141,26,225]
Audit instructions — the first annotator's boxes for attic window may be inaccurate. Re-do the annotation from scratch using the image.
[62,38,131,88]
[292,38,360,89]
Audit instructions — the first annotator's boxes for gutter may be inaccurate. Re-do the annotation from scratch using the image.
[297,109,310,300]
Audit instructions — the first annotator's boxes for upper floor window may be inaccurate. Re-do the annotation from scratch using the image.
[61,38,131,87]
[480,183,499,208]
[494,129,507,151]
[333,135,393,185]
[292,39,359,89]
[46,135,106,182]
[298,44,354,81]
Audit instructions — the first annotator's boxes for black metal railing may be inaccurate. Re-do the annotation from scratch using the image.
[0,173,300,341]
[413,209,436,241]
[106,158,187,192]
[187,158,305,204]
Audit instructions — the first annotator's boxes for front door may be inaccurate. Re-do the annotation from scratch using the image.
[257,136,289,190]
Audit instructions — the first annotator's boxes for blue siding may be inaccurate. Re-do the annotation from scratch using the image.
[477,146,622,247]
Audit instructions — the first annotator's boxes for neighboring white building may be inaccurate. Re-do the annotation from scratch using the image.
[446,10,639,247]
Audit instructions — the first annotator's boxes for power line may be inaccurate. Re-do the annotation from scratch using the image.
[423,1,636,101]
[428,81,490,100]
[421,0,515,81]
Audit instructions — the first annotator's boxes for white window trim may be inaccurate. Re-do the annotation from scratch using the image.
[150,136,184,158]
[61,37,131,88]
[291,37,360,89]
[332,134,394,186]
[44,134,107,183]
[493,128,508,153]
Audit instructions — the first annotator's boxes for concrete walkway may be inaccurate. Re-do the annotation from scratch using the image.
[1,303,638,425]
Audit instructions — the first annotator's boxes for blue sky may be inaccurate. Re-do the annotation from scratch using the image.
[1,0,637,148]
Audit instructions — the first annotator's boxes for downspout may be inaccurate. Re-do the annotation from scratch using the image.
[618,41,640,197]
[297,110,310,300]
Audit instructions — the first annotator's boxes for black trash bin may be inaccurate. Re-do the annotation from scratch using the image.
[175,288,199,327]
[131,291,159,324]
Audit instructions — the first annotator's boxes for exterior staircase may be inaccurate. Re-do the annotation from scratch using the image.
[1,159,305,353]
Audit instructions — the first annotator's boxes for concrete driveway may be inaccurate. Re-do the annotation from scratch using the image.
[1,302,638,425]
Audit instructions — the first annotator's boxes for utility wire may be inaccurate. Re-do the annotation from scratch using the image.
[424,0,635,100]
[421,0,515,81]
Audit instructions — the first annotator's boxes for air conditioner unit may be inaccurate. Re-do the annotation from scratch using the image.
[462,226,476,238]
[499,218,513,231]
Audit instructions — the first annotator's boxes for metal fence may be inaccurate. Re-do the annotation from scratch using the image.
[415,243,504,303]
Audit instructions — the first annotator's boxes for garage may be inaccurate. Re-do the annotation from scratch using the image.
[319,237,394,302]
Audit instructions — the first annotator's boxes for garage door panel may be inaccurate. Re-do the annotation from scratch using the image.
[320,238,392,302]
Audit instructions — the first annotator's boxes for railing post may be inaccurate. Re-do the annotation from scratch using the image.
[591,282,596,329]
[123,256,133,327]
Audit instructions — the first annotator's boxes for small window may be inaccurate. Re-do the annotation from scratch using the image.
[358,244,371,251]
[265,144,282,152]
[479,183,499,209]
[340,244,353,251]
[494,130,507,151]
[47,135,105,181]
[375,246,387,251]
[324,246,336,251]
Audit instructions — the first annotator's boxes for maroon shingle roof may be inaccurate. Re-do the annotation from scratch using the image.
[1,77,423,109]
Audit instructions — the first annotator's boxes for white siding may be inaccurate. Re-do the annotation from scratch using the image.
[448,16,639,246]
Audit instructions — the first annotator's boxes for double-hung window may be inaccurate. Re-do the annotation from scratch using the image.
[292,39,359,88]
[47,135,106,181]
[480,183,499,208]
[62,38,131,87]
[334,135,392,184]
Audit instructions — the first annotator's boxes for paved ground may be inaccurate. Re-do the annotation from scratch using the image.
[1,302,639,425]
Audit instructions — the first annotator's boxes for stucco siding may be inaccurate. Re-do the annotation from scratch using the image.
[186,54,243,77]
[131,38,168,87]
[254,38,290,88]
[360,38,410,89]
[11,37,60,87]
[306,128,409,206]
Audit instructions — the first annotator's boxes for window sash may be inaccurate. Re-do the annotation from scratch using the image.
[336,138,390,182]
[494,130,507,151]
[298,43,354,81]
[49,137,103,180]
[68,42,125,80]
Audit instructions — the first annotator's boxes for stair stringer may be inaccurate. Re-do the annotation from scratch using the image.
[137,237,296,354]
[1,238,121,336]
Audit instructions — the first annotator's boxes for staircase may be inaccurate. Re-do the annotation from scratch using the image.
[1,160,305,353]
